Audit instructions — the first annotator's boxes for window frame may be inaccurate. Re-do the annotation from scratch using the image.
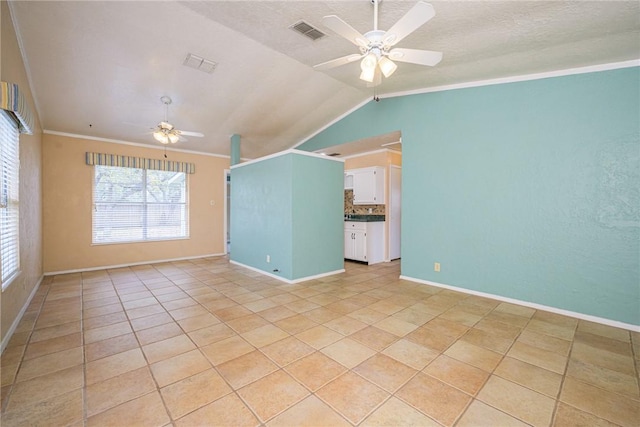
[92,165,189,245]
[0,109,21,291]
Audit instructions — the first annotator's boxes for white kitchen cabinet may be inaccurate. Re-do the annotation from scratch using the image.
[347,167,384,204]
[344,221,384,264]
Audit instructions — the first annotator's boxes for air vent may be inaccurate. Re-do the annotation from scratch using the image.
[290,20,326,41]
[183,53,217,74]
[327,153,341,157]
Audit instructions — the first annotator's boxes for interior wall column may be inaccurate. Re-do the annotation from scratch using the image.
[230,134,241,166]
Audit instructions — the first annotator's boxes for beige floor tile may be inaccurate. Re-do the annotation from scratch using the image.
[518,329,572,355]
[188,322,236,347]
[444,340,502,372]
[87,391,170,427]
[286,351,347,391]
[438,307,483,327]
[267,395,351,427]
[566,358,640,398]
[553,402,619,427]
[258,305,298,322]
[295,325,343,349]
[241,324,289,348]
[361,396,440,427]
[84,321,132,344]
[317,371,389,425]
[6,365,83,411]
[560,376,640,427]
[477,375,556,427]
[485,310,530,328]
[354,353,417,393]
[260,336,315,367]
[214,304,254,321]
[86,366,156,417]
[1,389,83,427]
[161,369,231,419]
[494,302,536,319]
[83,303,124,320]
[349,326,398,351]
[321,338,376,369]
[494,356,562,398]
[86,348,147,385]
[391,307,435,327]
[16,346,84,383]
[405,325,457,352]
[348,307,388,324]
[526,318,576,341]
[396,372,471,426]
[1,345,25,367]
[129,312,174,331]
[23,332,81,362]
[507,341,568,374]
[85,333,139,362]
[162,297,197,311]
[217,350,278,389]
[150,349,211,387]
[238,370,310,422]
[577,320,631,342]
[474,318,523,341]
[457,400,529,427]
[226,313,270,333]
[574,329,633,356]
[382,338,439,370]
[126,304,166,320]
[324,315,368,335]
[30,321,81,342]
[460,327,514,354]
[424,355,489,396]
[275,313,319,334]
[175,312,220,332]
[570,341,636,376]
[374,316,419,337]
[174,393,259,427]
[201,335,254,365]
[142,334,196,364]
[136,321,183,346]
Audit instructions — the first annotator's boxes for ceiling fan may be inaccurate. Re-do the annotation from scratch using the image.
[314,0,442,85]
[152,96,204,144]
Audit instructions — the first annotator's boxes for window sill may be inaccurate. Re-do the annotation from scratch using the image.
[91,236,190,246]
[1,270,22,292]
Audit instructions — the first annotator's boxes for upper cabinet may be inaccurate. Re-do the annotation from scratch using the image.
[345,166,385,204]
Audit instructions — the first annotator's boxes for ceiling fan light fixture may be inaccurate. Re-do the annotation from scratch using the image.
[359,67,376,83]
[153,130,169,144]
[378,56,398,78]
[168,133,179,144]
[360,52,378,71]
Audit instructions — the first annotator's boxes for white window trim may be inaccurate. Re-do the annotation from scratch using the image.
[1,110,21,291]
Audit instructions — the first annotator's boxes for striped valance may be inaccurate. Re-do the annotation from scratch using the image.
[1,82,34,135]
[85,152,195,174]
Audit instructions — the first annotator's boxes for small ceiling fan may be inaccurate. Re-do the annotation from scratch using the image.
[152,96,204,144]
[314,0,442,85]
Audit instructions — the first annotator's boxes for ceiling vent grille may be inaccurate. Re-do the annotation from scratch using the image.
[290,20,326,41]
[183,53,217,73]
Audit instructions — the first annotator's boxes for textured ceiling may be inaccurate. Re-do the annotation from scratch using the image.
[9,1,640,159]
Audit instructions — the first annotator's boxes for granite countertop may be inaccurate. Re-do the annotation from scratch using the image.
[344,214,385,222]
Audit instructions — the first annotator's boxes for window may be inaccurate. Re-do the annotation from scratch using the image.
[1,110,20,289]
[93,165,188,244]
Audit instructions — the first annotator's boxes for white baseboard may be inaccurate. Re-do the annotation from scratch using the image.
[399,275,640,332]
[1,275,43,354]
[229,260,344,284]
[44,253,227,276]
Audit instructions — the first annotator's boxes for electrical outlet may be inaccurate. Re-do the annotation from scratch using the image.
[434,262,440,272]
[266,255,270,263]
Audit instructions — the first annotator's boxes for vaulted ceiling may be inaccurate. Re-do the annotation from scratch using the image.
[9,1,640,158]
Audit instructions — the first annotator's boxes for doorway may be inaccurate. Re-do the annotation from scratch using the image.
[224,169,230,254]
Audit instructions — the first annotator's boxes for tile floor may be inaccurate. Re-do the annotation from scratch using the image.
[1,257,639,426]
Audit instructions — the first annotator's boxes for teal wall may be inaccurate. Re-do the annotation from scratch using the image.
[299,67,640,325]
[231,154,293,278]
[230,151,343,281]
[292,155,344,279]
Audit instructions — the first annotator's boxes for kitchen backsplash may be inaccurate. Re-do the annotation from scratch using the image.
[344,190,385,214]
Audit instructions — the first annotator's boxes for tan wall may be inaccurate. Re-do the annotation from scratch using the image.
[1,1,44,344]
[344,149,402,260]
[42,134,229,272]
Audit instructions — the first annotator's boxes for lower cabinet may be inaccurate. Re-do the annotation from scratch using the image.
[344,221,384,264]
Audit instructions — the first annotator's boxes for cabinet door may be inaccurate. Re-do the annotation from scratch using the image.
[353,229,367,262]
[353,170,375,204]
[344,229,353,259]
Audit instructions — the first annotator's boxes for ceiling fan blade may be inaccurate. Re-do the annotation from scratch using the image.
[322,15,368,47]
[177,130,204,137]
[388,48,442,66]
[384,1,435,47]
[314,54,362,71]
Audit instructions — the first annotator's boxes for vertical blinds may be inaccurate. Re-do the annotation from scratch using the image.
[0,110,20,286]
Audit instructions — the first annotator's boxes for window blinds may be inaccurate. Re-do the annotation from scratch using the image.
[0,110,20,287]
